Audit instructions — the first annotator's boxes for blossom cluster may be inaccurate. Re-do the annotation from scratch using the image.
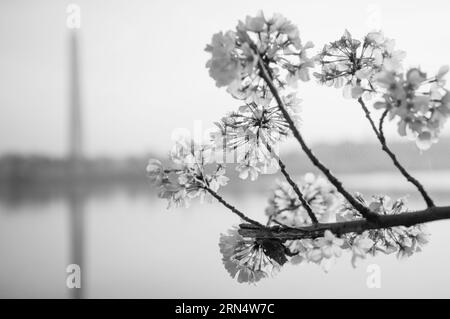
[265,173,340,225]
[315,29,450,150]
[205,11,315,100]
[219,176,429,283]
[277,209,418,273]
[219,227,284,283]
[341,194,429,260]
[374,66,450,150]
[315,30,405,99]
[146,138,229,208]
[211,90,302,181]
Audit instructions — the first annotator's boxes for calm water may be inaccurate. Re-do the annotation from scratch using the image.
[1,172,450,298]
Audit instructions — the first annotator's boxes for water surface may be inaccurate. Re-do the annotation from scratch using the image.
[0,172,449,298]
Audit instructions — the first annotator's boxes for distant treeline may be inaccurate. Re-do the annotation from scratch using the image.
[0,138,449,185]
[0,155,147,184]
[0,139,448,206]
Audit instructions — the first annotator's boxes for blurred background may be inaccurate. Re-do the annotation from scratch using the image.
[1,0,450,298]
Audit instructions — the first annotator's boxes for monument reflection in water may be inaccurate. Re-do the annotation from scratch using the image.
[67,27,85,299]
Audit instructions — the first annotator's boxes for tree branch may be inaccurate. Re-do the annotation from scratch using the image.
[264,142,319,224]
[204,187,267,229]
[238,205,450,241]
[256,58,378,221]
[379,109,388,137]
[357,98,435,208]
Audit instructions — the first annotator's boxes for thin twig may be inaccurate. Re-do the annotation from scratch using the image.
[204,186,267,229]
[357,98,435,208]
[264,142,319,224]
[255,57,378,221]
[378,109,388,137]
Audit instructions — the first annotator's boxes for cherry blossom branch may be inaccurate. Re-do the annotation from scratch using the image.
[256,58,378,221]
[379,109,388,135]
[357,98,435,208]
[264,142,319,224]
[203,186,267,229]
[239,205,450,241]
[277,159,319,224]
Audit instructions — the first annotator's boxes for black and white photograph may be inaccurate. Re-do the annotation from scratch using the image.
[1,0,450,304]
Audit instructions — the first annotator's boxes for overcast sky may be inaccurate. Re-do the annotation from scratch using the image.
[1,0,450,157]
